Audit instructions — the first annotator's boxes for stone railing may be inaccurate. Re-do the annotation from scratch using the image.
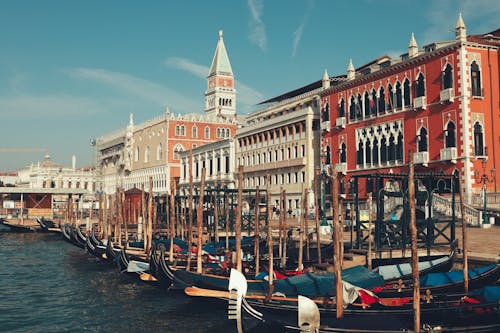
[470,192,500,207]
[432,193,480,226]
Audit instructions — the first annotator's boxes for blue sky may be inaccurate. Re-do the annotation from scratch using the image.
[0,0,498,172]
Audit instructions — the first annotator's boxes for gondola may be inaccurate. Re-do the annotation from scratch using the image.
[117,247,151,280]
[376,263,500,298]
[225,269,500,333]
[372,250,455,283]
[104,239,121,262]
[36,217,60,233]
[172,261,384,295]
[85,230,107,259]
[0,219,37,232]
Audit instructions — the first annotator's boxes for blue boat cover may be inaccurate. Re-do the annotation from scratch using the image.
[271,265,385,296]
[420,264,497,287]
[469,286,500,303]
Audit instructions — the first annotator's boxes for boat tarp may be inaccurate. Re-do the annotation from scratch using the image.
[373,255,449,281]
[469,286,500,303]
[420,264,497,287]
[273,265,385,296]
[127,260,149,273]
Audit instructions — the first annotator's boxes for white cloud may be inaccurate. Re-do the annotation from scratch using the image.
[165,57,208,79]
[68,67,200,114]
[247,0,267,52]
[292,0,315,57]
[0,94,106,118]
[422,0,500,45]
[165,57,264,114]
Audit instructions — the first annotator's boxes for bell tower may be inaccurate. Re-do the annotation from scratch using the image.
[205,30,236,118]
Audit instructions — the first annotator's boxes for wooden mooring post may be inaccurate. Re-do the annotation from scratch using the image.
[458,173,469,292]
[235,165,243,272]
[266,174,273,288]
[330,168,343,318]
[196,168,206,274]
[408,152,420,333]
[254,186,260,275]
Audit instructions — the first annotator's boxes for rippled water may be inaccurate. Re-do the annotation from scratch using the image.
[0,232,236,333]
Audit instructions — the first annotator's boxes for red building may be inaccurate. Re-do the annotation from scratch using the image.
[321,15,499,206]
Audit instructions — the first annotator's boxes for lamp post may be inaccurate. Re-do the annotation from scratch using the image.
[473,158,496,228]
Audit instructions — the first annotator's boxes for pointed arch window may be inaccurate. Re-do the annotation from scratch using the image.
[403,79,411,107]
[338,98,345,117]
[365,140,371,165]
[192,126,198,138]
[157,143,163,161]
[364,92,370,117]
[474,122,484,156]
[204,126,210,139]
[356,93,363,119]
[378,87,386,113]
[370,89,377,116]
[340,143,346,163]
[349,96,356,120]
[388,134,396,161]
[442,63,453,89]
[415,73,425,97]
[471,61,482,97]
[387,84,394,110]
[445,121,456,148]
[173,144,184,160]
[395,81,402,109]
[135,147,139,162]
[322,102,330,122]
[325,146,331,165]
[357,141,364,166]
[396,133,403,162]
[372,138,379,165]
[417,127,428,152]
[381,137,387,163]
[145,146,150,163]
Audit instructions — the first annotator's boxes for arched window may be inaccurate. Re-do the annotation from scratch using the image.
[388,134,395,161]
[364,92,370,117]
[356,93,363,119]
[417,127,428,152]
[145,146,150,163]
[357,141,364,166]
[442,63,453,89]
[378,87,386,113]
[365,140,371,165]
[226,128,230,138]
[387,84,394,110]
[338,98,345,117]
[349,96,356,120]
[325,146,331,165]
[135,147,139,162]
[370,89,377,116]
[396,133,403,162]
[340,143,346,163]
[415,73,425,97]
[445,121,456,148]
[157,143,162,161]
[471,61,482,97]
[395,81,402,109]
[204,126,210,139]
[322,102,330,122]
[403,79,411,107]
[192,126,198,138]
[173,144,184,160]
[372,138,379,165]
[381,137,387,163]
[474,122,484,156]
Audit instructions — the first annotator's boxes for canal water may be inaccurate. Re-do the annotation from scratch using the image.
[0,232,252,333]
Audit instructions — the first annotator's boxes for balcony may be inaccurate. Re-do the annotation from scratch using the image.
[413,151,429,166]
[320,120,330,132]
[413,96,427,110]
[335,117,346,128]
[440,88,454,103]
[335,162,347,175]
[440,147,457,163]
